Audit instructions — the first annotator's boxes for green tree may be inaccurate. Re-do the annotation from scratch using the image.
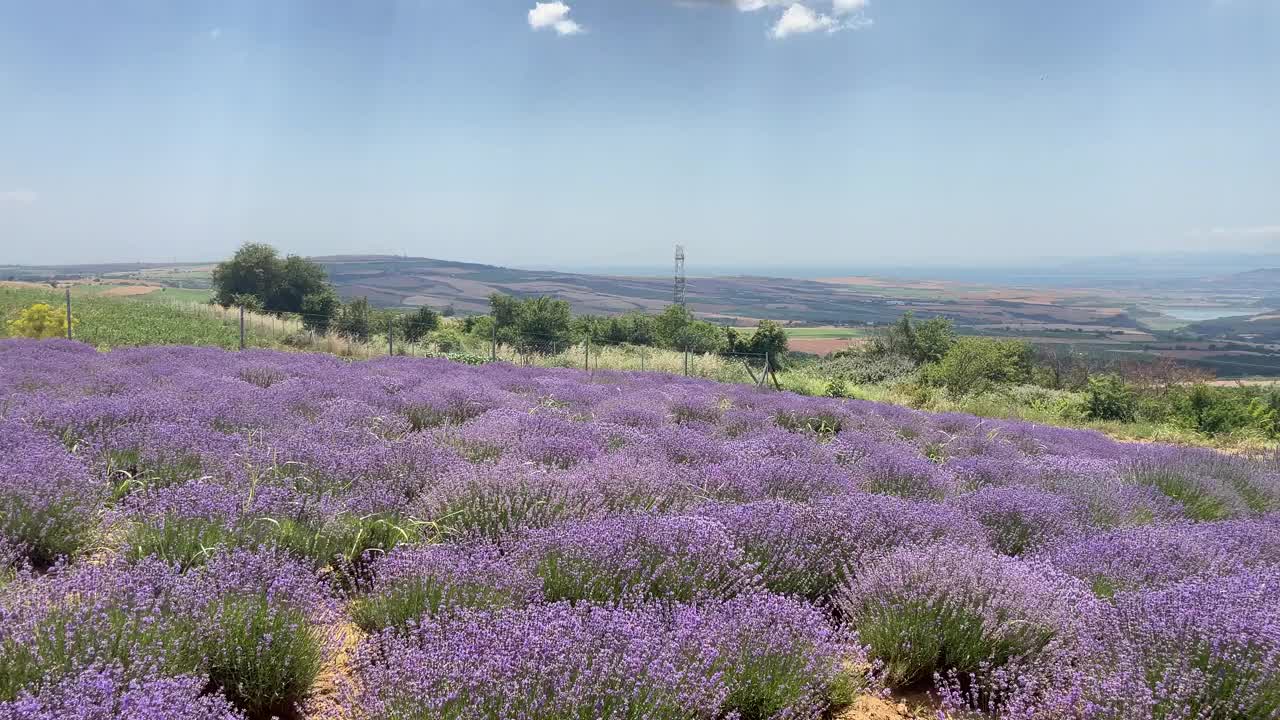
[229,293,264,312]
[333,297,373,342]
[212,243,334,315]
[724,327,746,354]
[680,320,726,354]
[399,306,441,344]
[212,243,281,309]
[272,255,331,314]
[1084,374,1137,422]
[1172,385,1250,436]
[924,337,1032,395]
[488,293,522,346]
[608,313,657,346]
[653,305,694,349]
[300,288,341,334]
[1248,387,1280,438]
[746,319,789,371]
[488,293,573,354]
[515,296,573,353]
[869,312,955,365]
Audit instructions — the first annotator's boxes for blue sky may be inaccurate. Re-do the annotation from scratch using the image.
[1,0,1278,269]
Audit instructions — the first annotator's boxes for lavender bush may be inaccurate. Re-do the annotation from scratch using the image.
[515,514,759,605]
[836,544,1099,689]
[351,544,542,632]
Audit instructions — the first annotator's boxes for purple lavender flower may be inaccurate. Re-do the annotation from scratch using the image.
[0,667,243,720]
[515,514,759,604]
[352,543,542,632]
[836,543,1101,689]
[0,421,104,568]
[949,485,1088,556]
[700,494,988,600]
[349,596,864,720]
[1035,519,1280,596]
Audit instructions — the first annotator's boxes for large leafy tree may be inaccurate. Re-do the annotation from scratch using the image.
[212,243,282,308]
[869,311,955,365]
[212,243,333,316]
[399,306,441,343]
[489,293,573,354]
[747,319,789,370]
[333,297,373,341]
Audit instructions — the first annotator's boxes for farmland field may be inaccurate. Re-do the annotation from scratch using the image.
[784,326,868,355]
[1,339,1278,719]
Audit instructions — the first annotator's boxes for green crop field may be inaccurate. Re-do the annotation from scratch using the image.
[0,286,244,349]
[784,326,870,339]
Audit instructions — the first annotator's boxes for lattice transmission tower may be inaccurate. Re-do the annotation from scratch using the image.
[673,245,687,309]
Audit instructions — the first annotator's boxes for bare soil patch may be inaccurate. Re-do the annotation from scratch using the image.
[791,337,862,355]
[837,692,935,720]
[306,621,364,720]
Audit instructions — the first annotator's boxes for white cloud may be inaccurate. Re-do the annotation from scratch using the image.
[0,190,38,207]
[832,0,869,14]
[772,5,837,37]
[528,2,584,36]
[684,0,873,38]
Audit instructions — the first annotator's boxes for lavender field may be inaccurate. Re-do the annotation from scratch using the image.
[1,339,1278,720]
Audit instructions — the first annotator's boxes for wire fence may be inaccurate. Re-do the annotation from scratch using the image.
[49,293,779,388]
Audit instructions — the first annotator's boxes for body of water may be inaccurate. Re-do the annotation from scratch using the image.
[1158,306,1269,322]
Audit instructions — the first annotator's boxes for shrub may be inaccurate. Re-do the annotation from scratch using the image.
[516,515,757,605]
[397,306,440,344]
[349,598,862,720]
[836,544,1095,689]
[0,422,103,569]
[184,550,335,718]
[823,377,851,398]
[349,604,724,719]
[0,562,201,703]
[1084,373,1137,422]
[674,593,866,719]
[1114,568,1280,719]
[198,594,322,718]
[351,545,541,633]
[816,352,917,386]
[1126,458,1251,521]
[1035,519,1280,596]
[702,496,988,601]
[6,303,73,340]
[1170,384,1252,436]
[416,464,604,541]
[949,485,1087,556]
[0,667,244,720]
[923,337,1032,396]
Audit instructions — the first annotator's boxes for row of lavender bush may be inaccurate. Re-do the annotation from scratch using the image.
[1,339,1277,719]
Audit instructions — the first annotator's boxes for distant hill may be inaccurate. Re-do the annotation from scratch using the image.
[313,255,903,324]
[311,255,1142,328]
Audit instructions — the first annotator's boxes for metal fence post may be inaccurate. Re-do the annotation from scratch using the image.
[584,337,590,372]
[684,346,690,376]
[490,322,497,362]
[388,317,395,356]
[239,306,246,351]
[65,286,72,340]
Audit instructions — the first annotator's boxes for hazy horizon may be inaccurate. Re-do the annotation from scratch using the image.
[2,0,1278,267]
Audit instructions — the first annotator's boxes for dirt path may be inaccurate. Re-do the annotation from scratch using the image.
[306,620,364,720]
[837,693,936,720]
